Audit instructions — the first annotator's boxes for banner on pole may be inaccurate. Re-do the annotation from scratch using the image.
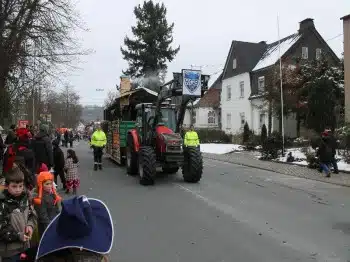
[182,69,202,97]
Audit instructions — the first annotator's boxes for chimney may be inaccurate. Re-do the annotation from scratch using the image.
[119,75,131,95]
[259,41,267,45]
[299,18,315,31]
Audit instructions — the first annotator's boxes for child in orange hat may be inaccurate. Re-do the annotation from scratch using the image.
[33,172,62,237]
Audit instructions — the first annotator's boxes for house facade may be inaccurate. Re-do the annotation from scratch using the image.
[341,14,350,123]
[221,18,340,137]
[183,74,222,129]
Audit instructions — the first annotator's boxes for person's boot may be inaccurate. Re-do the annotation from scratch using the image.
[99,164,102,170]
[94,164,98,171]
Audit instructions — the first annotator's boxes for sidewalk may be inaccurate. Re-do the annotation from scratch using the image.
[202,152,350,187]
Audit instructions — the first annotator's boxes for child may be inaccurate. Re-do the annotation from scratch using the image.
[52,139,66,190]
[64,149,80,195]
[0,164,37,261]
[33,172,62,237]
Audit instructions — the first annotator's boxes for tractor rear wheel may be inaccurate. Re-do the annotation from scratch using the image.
[162,167,179,174]
[138,146,156,186]
[126,134,138,176]
[183,147,203,183]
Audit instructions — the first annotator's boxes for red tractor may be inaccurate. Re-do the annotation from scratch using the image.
[126,71,210,185]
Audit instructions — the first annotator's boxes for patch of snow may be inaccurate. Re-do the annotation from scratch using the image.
[253,34,301,71]
[275,147,350,172]
[200,143,244,154]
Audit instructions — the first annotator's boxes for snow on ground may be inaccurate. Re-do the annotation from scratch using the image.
[200,143,244,154]
[277,147,350,172]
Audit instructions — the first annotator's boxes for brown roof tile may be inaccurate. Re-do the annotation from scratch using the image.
[197,88,220,108]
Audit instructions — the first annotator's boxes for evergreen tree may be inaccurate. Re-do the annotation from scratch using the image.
[121,0,180,81]
[243,122,250,143]
[261,124,267,143]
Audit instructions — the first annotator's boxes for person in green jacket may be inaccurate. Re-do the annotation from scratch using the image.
[184,125,200,148]
[90,124,107,171]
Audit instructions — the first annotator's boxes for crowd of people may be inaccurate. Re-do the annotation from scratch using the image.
[0,124,112,261]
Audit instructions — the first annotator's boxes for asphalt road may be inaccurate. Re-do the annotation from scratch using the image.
[67,141,350,262]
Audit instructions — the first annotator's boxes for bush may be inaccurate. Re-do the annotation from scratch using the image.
[261,124,267,143]
[305,151,319,169]
[195,128,232,143]
[260,131,283,160]
[243,122,250,143]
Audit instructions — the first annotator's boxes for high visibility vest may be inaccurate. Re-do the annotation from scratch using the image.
[90,130,107,147]
[184,131,200,147]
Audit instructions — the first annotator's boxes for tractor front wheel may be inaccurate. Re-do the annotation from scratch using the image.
[126,134,138,176]
[183,147,203,183]
[138,146,156,186]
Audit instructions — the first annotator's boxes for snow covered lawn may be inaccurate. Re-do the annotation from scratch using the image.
[276,147,350,172]
[200,143,244,154]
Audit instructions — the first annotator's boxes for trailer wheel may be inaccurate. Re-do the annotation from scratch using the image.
[126,134,138,176]
[183,147,203,183]
[138,146,156,186]
[162,167,179,174]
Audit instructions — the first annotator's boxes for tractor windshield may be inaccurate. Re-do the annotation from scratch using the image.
[159,108,176,131]
[146,107,176,131]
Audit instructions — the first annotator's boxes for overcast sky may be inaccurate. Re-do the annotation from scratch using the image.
[69,0,350,106]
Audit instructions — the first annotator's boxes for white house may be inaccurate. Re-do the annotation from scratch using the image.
[221,18,340,137]
[183,74,222,129]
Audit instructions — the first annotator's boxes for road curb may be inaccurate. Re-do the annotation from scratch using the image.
[202,154,350,188]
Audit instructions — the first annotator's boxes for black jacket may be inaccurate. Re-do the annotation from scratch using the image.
[0,135,4,160]
[4,130,16,145]
[35,191,60,236]
[32,131,54,168]
[317,137,333,163]
[53,146,65,170]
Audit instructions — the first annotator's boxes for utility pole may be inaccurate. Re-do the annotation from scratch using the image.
[277,15,285,156]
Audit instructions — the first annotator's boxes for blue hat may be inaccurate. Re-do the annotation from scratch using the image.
[36,196,114,260]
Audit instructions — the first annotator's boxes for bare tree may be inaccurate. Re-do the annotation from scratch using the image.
[104,90,119,108]
[0,0,89,125]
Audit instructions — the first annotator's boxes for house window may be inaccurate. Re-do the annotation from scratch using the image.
[239,81,244,98]
[240,112,245,128]
[316,48,322,60]
[258,76,265,91]
[233,59,237,69]
[226,113,231,129]
[302,47,308,59]
[259,113,266,127]
[208,111,216,124]
[227,85,231,100]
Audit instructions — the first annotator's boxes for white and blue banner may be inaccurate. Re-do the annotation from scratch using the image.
[182,69,201,97]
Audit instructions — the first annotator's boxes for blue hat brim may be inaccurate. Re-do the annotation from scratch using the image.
[36,198,114,259]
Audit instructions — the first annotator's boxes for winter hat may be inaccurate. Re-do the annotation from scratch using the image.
[16,128,32,141]
[321,131,329,137]
[40,124,49,134]
[36,196,114,260]
[37,163,49,174]
[33,172,61,206]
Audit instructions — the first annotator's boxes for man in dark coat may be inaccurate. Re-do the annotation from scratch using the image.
[4,124,17,145]
[324,130,339,174]
[32,124,54,170]
[14,130,36,188]
[52,139,66,190]
[317,132,333,177]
